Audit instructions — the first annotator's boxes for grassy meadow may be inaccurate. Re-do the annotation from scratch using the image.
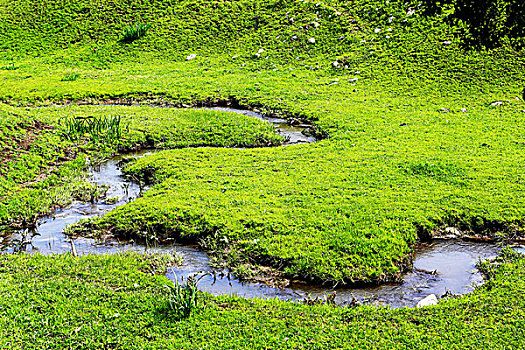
[0,0,524,348]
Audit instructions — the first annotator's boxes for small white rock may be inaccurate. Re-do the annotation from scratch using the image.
[186,54,197,61]
[332,61,340,68]
[443,41,452,46]
[374,28,381,33]
[258,49,265,54]
[312,21,320,28]
[253,53,261,59]
[308,37,316,43]
[416,294,438,308]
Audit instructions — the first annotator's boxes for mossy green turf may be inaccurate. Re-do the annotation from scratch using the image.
[0,104,283,229]
[0,0,524,346]
[0,250,524,349]
[0,0,524,282]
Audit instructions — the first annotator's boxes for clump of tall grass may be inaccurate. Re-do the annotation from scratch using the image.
[61,73,80,81]
[165,273,206,319]
[119,23,151,43]
[60,115,128,143]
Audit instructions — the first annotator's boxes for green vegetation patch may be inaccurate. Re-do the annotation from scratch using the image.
[0,104,283,229]
[0,250,524,348]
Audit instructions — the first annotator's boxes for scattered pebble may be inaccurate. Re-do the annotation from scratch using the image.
[332,61,340,68]
[416,294,438,308]
[461,108,467,113]
[258,49,265,54]
[490,101,505,106]
[308,37,316,43]
[443,41,452,46]
[186,54,197,61]
[348,78,358,83]
[440,107,451,113]
[374,28,381,33]
[312,21,320,28]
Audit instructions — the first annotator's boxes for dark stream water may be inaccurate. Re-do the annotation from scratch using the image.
[0,107,513,308]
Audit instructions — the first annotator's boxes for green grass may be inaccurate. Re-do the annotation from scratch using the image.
[0,104,284,228]
[120,23,151,43]
[0,249,524,349]
[0,0,524,347]
[0,0,523,283]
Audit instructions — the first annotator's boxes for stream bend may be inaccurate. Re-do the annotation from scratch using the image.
[0,106,511,308]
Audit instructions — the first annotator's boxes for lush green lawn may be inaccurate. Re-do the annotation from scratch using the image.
[0,249,524,349]
[0,104,282,230]
[2,53,524,282]
[0,0,524,347]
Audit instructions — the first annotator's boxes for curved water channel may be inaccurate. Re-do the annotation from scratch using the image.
[0,107,516,308]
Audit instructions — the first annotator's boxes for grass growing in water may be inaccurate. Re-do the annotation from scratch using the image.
[0,0,524,346]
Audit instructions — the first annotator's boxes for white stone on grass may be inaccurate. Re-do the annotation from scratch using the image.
[416,294,438,308]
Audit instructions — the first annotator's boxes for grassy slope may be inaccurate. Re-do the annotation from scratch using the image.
[0,250,524,349]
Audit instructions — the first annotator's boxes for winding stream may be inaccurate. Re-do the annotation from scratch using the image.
[0,107,514,308]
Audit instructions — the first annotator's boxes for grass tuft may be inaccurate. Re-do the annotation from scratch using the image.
[119,23,151,43]
[165,273,205,319]
[60,115,127,143]
[60,73,80,81]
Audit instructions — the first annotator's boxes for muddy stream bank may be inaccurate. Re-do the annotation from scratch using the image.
[0,107,515,308]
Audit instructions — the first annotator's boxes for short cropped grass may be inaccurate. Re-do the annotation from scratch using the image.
[0,104,283,228]
[0,0,524,346]
[0,250,524,349]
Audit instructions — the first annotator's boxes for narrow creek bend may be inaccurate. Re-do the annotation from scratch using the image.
[0,107,515,308]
